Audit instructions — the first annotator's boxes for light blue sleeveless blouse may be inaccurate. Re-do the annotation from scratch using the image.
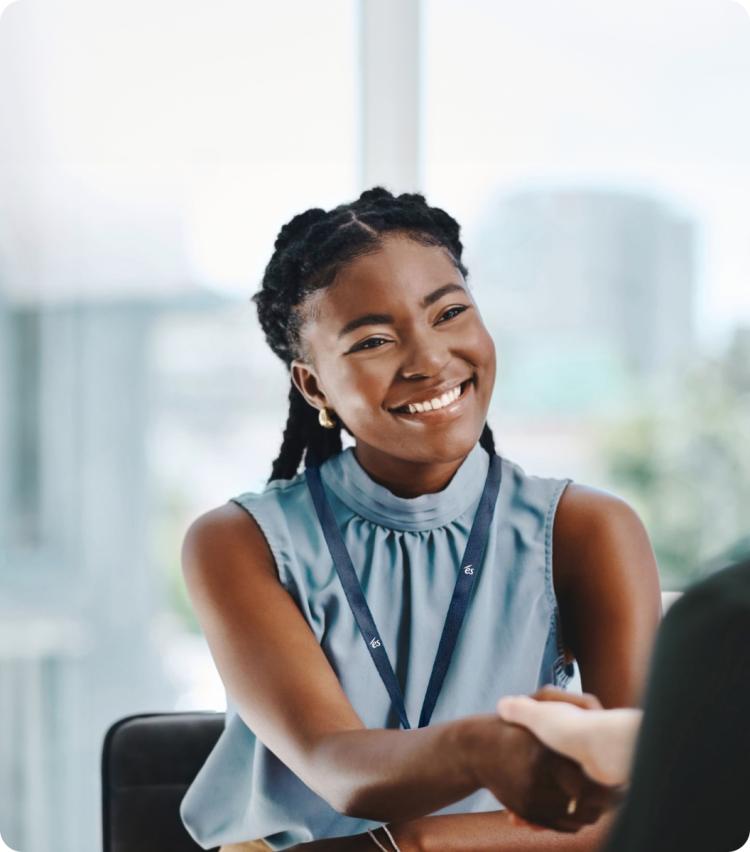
[180,442,573,850]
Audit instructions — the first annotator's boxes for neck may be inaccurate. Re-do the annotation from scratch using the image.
[352,444,471,498]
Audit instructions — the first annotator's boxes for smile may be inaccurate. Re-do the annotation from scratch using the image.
[389,377,474,418]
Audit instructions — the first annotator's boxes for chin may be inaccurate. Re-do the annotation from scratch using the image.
[406,427,483,465]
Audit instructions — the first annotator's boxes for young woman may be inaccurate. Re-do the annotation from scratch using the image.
[179,188,662,851]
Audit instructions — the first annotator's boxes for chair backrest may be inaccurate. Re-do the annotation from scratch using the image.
[101,711,225,852]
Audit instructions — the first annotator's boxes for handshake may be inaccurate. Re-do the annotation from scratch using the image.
[485,685,642,833]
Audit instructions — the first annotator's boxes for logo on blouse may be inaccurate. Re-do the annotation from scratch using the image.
[463,564,474,575]
[370,637,381,649]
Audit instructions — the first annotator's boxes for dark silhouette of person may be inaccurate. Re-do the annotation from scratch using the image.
[605,558,750,852]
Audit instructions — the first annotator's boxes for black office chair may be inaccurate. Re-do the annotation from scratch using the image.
[101,711,224,852]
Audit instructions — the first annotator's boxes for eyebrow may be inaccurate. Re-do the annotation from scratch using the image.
[337,283,467,339]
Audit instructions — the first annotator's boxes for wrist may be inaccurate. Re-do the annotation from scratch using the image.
[451,713,498,792]
[384,820,425,852]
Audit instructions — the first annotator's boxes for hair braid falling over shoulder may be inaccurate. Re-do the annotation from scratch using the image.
[252,187,496,481]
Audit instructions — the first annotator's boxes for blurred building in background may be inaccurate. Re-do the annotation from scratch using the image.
[474,188,695,392]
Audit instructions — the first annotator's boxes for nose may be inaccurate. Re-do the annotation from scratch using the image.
[399,326,451,380]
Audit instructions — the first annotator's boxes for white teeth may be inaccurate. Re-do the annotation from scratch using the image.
[404,384,463,414]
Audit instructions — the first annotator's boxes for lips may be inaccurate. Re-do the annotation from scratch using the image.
[388,376,475,414]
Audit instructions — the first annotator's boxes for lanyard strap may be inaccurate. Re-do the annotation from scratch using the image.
[305,451,502,730]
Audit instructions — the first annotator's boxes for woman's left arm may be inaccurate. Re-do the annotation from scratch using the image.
[552,484,662,708]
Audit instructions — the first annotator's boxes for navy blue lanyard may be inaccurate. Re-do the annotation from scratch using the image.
[305,451,502,730]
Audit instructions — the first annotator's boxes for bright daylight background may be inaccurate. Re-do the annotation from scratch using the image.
[1,1,749,850]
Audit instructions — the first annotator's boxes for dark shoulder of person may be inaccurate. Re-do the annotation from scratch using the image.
[671,557,750,620]
[605,558,750,852]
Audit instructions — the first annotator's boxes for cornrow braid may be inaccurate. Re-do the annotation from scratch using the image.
[479,422,496,458]
[253,187,496,481]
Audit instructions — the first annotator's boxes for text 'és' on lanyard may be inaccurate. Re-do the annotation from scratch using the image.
[304,450,502,730]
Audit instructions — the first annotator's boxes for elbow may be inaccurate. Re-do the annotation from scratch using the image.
[318,780,370,819]
[305,734,375,818]
[305,731,396,820]
[330,782,398,821]
[314,777,383,820]
[335,789,372,820]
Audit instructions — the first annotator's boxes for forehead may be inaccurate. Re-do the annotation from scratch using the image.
[306,234,462,321]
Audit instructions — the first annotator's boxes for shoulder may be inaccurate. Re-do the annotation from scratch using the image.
[181,501,277,590]
[668,559,750,632]
[497,456,571,534]
[554,481,644,535]
[182,470,315,594]
[646,561,750,727]
[552,483,655,598]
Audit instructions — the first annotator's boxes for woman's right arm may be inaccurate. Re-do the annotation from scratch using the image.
[182,504,608,829]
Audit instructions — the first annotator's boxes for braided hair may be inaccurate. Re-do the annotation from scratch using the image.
[253,187,496,481]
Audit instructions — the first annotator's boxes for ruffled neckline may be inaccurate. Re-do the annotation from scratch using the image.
[317,441,491,531]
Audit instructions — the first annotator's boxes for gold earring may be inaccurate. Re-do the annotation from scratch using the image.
[318,407,337,429]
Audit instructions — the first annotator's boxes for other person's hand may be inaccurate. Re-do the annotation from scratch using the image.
[462,713,618,833]
[497,692,642,787]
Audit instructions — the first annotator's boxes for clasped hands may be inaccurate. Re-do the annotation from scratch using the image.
[491,685,642,833]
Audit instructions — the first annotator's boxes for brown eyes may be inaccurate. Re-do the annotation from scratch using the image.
[348,304,470,353]
[439,305,468,322]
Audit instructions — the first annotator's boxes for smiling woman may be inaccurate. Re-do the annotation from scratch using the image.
[290,233,495,497]
[177,188,662,851]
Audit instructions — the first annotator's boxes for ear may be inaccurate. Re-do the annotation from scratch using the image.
[291,359,330,411]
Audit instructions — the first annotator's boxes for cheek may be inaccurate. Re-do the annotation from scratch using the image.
[330,363,390,415]
[470,327,497,400]
[465,321,496,370]
[483,332,497,375]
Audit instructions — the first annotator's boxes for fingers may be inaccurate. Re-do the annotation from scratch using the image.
[497,695,583,748]
[498,694,571,725]
[516,751,603,833]
[537,754,614,832]
[532,684,603,710]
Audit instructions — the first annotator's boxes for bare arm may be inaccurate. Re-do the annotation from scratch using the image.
[290,810,620,851]
[552,485,662,709]
[183,504,476,818]
[182,504,608,829]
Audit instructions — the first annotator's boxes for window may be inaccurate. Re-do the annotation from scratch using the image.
[423,0,750,584]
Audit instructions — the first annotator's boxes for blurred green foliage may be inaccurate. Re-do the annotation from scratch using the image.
[600,328,750,589]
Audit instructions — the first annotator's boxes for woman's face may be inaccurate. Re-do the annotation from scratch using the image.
[291,233,496,468]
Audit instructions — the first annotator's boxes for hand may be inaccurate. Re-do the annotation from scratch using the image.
[531,684,603,710]
[497,692,642,787]
[462,713,617,833]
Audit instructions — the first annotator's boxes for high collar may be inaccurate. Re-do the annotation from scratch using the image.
[318,442,491,531]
